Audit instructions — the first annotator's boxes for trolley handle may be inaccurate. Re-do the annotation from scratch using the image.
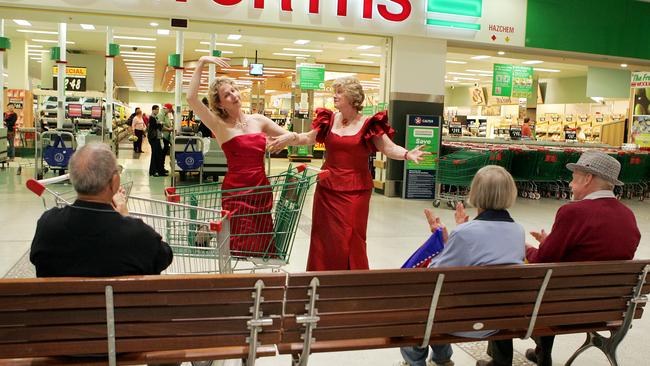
[295,164,331,180]
[26,174,70,197]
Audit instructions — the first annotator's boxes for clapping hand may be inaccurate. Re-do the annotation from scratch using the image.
[454,202,469,225]
[406,145,432,164]
[424,208,449,244]
[530,229,548,245]
[112,186,129,217]
[198,56,231,68]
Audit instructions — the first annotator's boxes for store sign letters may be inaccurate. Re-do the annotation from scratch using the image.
[210,0,412,21]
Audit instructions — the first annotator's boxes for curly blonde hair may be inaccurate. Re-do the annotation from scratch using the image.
[332,77,365,112]
[208,76,237,119]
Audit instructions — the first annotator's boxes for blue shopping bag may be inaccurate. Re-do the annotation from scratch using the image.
[43,135,74,168]
[401,228,445,269]
[176,139,204,171]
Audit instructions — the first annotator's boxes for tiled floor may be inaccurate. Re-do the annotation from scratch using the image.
[1,143,649,366]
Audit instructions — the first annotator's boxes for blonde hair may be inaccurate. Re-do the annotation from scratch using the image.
[208,77,237,119]
[468,165,517,210]
[332,77,365,112]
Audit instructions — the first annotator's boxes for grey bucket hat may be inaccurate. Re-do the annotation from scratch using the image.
[566,151,623,186]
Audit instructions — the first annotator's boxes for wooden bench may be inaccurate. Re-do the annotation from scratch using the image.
[1,261,648,366]
[281,260,650,366]
[0,273,286,366]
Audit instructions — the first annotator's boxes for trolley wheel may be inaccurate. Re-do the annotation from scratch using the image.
[433,199,441,208]
[447,200,455,209]
[561,192,568,200]
[534,193,541,200]
[521,191,528,198]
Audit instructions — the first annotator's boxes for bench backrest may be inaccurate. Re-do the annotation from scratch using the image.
[0,273,286,359]
[282,260,650,349]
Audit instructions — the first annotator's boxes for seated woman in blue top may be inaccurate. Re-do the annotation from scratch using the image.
[400,165,525,366]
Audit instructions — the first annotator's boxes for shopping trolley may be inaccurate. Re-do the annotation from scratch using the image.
[165,163,329,271]
[434,150,489,209]
[616,151,650,200]
[26,175,232,274]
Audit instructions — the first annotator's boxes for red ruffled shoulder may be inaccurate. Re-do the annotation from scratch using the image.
[363,110,395,152]
[311,108,334,143]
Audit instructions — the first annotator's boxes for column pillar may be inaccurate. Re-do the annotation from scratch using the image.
[7,37,28,90]
[0,19,5,118]
[385,36,446,196]
[56,23,67,129]
[208,33,217,86]
[105,27,114,135]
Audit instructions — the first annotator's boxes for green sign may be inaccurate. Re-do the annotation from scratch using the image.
[426,0,482,30]
[403,115,441,199]
[298,64,325,90]
[492,64,513,97]
[406,124,439,171]
[512,66,534,98]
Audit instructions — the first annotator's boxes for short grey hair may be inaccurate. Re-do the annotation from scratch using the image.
[69,143,118,195]
[468,165,518,210]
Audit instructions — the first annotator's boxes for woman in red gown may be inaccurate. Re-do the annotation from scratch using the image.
[269,77,430,270]
[187,56,294,257]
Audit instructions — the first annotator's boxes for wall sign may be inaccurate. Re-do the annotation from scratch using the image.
[53,66,87,92]
[298,63,325,90]
[511,65,534,98]
[403,114,441,199]
[492,63,513,97]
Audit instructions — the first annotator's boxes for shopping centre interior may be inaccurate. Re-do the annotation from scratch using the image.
[1,1,650,365]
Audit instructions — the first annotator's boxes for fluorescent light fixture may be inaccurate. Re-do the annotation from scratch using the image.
[115,35,156,41]
[150,22,159,27]
[357,45,374,50]
[533,68,561,73]
[590,97,604,104]
[446,60,467,64]
[372,77,381,81]
[337,36,346,41]
[80,24,95,30]
[466,69,493,73]
[454,77,480,81]
[200,41,243,47]
[294,39,311,45]
[27,44,43,48]
[157,29,170,36]
[264,71,286,75]
[128,67,155,71]
[13,19,32,26]
[124,61,156,66]
[448,72,476,76]
[121,51,156,56]
[471,55,491,60]
[227,34,242,40]
[120,54,155,59]
[325,72,357,80]
[339,59,374,64]
[30,57,42,61]
[360,53,382,58]
[32,39,75,44]
[522,60,544,65]
[265,67,295,72]
[621,63,628,68]
[119,44,156,49]
[17,30,58,35]
[283,48,323,53]
[239,76,266,80]
[273,52,309,57]
[194,49,233,54]
[498,51,506,55]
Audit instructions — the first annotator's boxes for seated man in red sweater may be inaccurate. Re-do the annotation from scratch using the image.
[524,150,640,366]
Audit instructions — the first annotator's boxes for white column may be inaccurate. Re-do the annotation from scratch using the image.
[0,19,5,119]
[7,38,28,90]
[208,33,217,86]
[57,23,67,129]
[105,27,114,135]
[174,31,184,132]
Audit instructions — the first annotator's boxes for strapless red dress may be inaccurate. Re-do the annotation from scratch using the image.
[221,133,275,257]
[307,109,395,271]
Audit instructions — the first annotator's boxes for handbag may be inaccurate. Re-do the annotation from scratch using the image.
[401,228,445,268]
[175,139,204,170]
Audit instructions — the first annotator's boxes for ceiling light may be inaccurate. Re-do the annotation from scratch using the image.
[448,72,476,76]
[265,67,295,72]
[263,71,286,74]
[121,54,155,59]
[273,52,309,57]
[150,22,159,27]
[194,49,233,54]
[119,44,156,49]
[337,36,346,41]
[372,77,381,81]
[294,40,311,45]
[339,58,374,64]
[446,60,467,64]
[227,34,242,40]
[32,39,75,44]
[522,60,544,65]
[115,35,157,41]
[121,51,156,56]
[80,24,95,30]
[533,68,561,73]
[471,55,491,60]
[239,76,266,80]
[157,29,170,36]
[128,67,155,70]
[621,64,628,68]
[17,30,58,35]
[283,48,323,53]
[13,20,32,26]
[466,69,493,74]
[123,59,156,64]
[497,51,505,55]
[200,41,243,47]
[357,45,374,50]
[360,53,382,58]
[27,44,43,48]
[454,77,480,81]
[30,57,42,61]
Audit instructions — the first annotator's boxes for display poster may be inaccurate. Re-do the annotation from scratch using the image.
[91,106,102,119]
[53,66,87,92]
[469,86,486,105]
[403,115,441,200]
[67,104,82,117]
[511,66,534,98]
[492,64,513,97]
[298,63,325,90]
[630,72,650,149]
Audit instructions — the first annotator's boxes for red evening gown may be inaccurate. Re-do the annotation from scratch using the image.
[306,108,395,271]
[221,133,275,257]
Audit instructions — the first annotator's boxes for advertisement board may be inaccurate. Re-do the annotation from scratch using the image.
[403,114,441,199]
